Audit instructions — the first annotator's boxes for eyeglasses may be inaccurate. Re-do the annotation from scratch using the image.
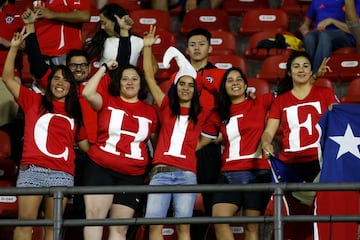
[68,63,89,69]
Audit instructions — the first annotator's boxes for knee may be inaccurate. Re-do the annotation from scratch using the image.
[176,224,190,237]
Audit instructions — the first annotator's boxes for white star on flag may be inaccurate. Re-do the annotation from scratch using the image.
[329,124,360,160]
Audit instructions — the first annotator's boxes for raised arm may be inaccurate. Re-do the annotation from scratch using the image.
[143,26,165,107]
[22,8,49,81]
[35,6,90,23]
[82,60,118,111]
[2,28,29,100]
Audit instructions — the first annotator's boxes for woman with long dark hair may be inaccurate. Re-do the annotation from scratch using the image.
[3,29,89,240]
[142,25,211,240]
[200,67,273,240]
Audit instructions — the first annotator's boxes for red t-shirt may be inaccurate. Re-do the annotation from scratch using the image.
[152,96,210,173]
[203,94,273,171]
[35,0,90,56]
[0,4,24,76]
[87,90,158,176]
[268,86,339,163]
[17,85,87,175]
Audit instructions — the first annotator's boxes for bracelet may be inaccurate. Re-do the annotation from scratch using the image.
[101,63,109,73]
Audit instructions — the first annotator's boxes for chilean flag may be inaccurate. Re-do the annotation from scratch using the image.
[314,104,360,240]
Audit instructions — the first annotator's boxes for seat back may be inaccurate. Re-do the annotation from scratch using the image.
[222,0,269,15]
[256,55,289,83]
[130,9,172,35]
[210,30,237,55]
[180,9,230,35]
[208,55,248,76]
[239,9,289,36]
[247,78,271,96]
[245,31,293,60]
[341,77,360,103]
[324,53,360,82]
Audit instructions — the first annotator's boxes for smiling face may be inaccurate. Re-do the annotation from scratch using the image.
[67,56,90,82]
[50,69,71,102]
[176,75,195,106]
[119,68,141,102]
[225,69,247,103]
[289,56,312,85]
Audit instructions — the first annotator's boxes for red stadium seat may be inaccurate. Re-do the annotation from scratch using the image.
[247,78,271,96]
[222,0,269,15]
[280,0,309,16]
[341,77,360,103]
[210,30,238,55]
[179,9,230,35]
[324,53,360,82]
[313,78,334,90]
[239,9,289,36]
[0,131,17,181]
[0,181,18,218]
[130,9,172,35]
[208,55,248,76]
[244,31,293,60]
[256,55,290,83]
[151,30,177,58]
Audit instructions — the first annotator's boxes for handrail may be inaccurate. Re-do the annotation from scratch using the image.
[1,183,360,240]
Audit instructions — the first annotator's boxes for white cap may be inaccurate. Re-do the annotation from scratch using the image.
[162,46,197,84]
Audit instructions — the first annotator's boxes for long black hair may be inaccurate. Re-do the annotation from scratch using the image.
[108,64,148,100]
[169,76,201,125]
[82,3,128,61]
[277,51,313,95]
[40,65,83,130]
[217,67,248,124]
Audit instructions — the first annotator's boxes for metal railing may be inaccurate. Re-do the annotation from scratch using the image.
[1,183,360,240]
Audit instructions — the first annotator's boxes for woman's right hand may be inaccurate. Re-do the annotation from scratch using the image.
[143,25,159,47]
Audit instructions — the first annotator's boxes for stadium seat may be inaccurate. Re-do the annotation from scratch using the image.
[340,77,360,103]
[244,31,293,60]
[313,78,334,90]
[256,55,290,83]
[0,131,17,181]
[179,9,230,35]
[247,78,271,96]
[324,53,360,82]
[151,30,177,59]
[208,55,248,76]
[210,30,237,55]
[239,9,289,36]
[130,9,172,35]
[82,15,100,43]
[0,180,18,218]
[222,0,269,15]
[280,0,309,16]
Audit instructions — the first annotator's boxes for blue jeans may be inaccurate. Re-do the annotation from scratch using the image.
[303,29,354,72]
[145,170,197,218]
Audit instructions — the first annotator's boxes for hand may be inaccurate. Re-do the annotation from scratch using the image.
[35,6,54,19]
[11,27,30,48]
[298,24,309,36]
[143,25,159,47]
[115,14,134,31]
[317,18,333,31]
[106,59,118,71]
[185,0,197,12]
[312,57,332,80]
[262,142,274,159]
[22,8,39,24]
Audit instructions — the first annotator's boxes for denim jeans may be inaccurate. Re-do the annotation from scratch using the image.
[145,170,197,218]
[303,29,354,72]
